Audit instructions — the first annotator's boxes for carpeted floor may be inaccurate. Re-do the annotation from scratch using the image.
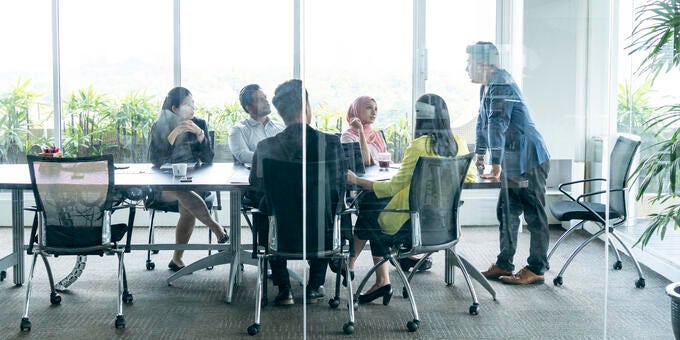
[0,225,674,339]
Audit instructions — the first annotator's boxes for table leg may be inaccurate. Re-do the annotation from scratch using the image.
[12,188,25,286]
[226,191,242,303]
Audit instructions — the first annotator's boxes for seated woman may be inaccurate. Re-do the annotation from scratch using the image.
[346,93,476,303]
[148,86,229,272]
[339,96,387,285]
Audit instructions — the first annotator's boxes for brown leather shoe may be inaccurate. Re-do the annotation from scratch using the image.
[481,263,512,280]
[499,268,544,285]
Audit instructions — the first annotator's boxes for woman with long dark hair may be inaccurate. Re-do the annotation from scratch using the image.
[148,86,229,271]
[346,93,476,304]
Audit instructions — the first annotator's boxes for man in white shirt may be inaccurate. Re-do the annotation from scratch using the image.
[229,84,285,164]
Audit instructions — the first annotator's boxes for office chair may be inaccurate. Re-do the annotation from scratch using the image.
[247,159,355,336]
[143,131,222,270]
[353,154,478,333]
[548,135,645,288]
[21,155,134,331]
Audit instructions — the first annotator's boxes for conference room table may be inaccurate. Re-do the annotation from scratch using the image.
[0,161,520,303]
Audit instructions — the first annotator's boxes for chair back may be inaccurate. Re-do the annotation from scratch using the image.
[262,158,344,258]
[608,135,641,219]
[27,155,115,249]
[408,153,473,251]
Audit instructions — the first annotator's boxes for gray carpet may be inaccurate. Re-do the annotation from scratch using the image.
[0,225,674,339]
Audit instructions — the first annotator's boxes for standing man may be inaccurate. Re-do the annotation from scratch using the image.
[467,41,551,285]
[229,84,284,165]
[249,79,346,305]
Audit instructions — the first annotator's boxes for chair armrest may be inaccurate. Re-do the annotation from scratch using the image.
[559,178,606,201]
[575,187,625,203]
[25,208,39,255]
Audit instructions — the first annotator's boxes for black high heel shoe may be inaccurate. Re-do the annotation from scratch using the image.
[358,284,393,305]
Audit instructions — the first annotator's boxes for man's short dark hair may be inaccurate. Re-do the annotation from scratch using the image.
[466,41,500,67]
[239,84,261,112]
[272,79,308,122]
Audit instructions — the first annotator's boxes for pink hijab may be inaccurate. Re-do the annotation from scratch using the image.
[346,96,387,152]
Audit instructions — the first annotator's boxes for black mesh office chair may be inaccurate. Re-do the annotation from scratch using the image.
[143,131,221,270]
[21,155,134,331]
[247,159,355,336]
[548,135,645,288]
[353,154,476,332]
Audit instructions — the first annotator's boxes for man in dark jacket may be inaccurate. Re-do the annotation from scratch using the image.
[249,79,345,305]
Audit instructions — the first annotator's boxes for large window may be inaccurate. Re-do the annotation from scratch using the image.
[426,0,496,126]
[304,1,412,136]
[181,0,293,161]
[59,0,172,161]
[0,2,53,164]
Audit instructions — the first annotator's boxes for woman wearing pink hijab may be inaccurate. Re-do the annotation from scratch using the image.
[332,96,389,287]
[340,96,387,166]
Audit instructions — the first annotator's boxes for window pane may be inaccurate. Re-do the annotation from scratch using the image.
[426,0,495,128]
[181,0,293,162]
[0,1,53,164]
[59,0,172,162]
[305,0,412,160]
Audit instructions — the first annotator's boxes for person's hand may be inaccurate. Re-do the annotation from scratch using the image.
[475,155,485,173]
[480,164,501,181]
[346,170,358,185]
[349,118,363,131]
[179,120,203,136]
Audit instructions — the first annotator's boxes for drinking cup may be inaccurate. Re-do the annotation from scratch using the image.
[172,163,188,177]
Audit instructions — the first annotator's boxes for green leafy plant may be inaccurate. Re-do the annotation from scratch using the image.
[380,116,411,162]
[62,86,111,157]
[0,78,48,163]
[101,90,157,162]
[627,0,680,80]
[626,0,680,248]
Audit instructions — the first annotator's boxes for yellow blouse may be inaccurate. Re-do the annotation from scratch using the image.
[374,135,477,235]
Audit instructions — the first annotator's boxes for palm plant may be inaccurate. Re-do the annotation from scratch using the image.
[102,90,156,162]
[62,86,111,157]
[0,78,44,163]
[626,0,680,247]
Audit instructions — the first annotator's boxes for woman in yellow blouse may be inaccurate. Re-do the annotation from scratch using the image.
[346,93,476,304]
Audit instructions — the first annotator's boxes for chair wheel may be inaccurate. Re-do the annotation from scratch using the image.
[122,292,134,304]
[553,276,563,286]
[146,261,155,270]
[343,322,354,334]
[206,266,214,271]
[636,278,646,288]
[469,303,479,315]
[329,298,340,309]
[152,250,159,255]
[406,319,419,332]
[613,261,622,270]
[247,323,260,336]
[20,317,31,332]
[0,270,6,281]
[115,315,125,329]
[50,292,62,305]
[402,287,408,298]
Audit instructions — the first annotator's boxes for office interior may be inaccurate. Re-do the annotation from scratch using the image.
[1,0,678,338]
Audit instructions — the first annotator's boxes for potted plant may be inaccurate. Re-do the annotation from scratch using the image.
[626,0,680,338]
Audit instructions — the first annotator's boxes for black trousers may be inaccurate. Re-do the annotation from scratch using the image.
[270,257,329,290]
[354,192,411,257]
[495,161,550,275]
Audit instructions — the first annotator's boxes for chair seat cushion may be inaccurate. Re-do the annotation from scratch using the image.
[549,201,622,222]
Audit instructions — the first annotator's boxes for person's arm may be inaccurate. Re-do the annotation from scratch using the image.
[347,170,374,191]
[453,135,478,183]
[482,83,515,180]
[228,124,255,164]
[193,119,213,164]
[149,121,172,168]
[372,139,421,198]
